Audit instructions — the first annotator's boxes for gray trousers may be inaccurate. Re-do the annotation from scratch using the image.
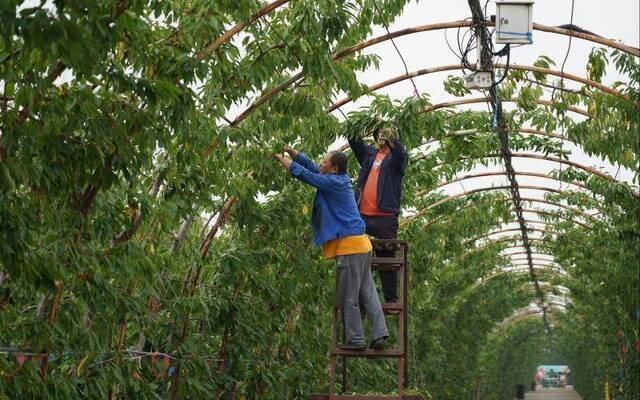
[335,251,389,345]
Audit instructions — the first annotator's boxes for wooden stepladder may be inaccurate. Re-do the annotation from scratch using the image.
[312,239,422,400]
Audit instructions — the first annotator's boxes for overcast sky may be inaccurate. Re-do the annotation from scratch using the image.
[323,1,639,262]
[13,0,640,207]
[325,0,639,210]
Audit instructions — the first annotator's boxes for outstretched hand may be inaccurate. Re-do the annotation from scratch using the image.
[273,153,292,170]
[283,145,299,158]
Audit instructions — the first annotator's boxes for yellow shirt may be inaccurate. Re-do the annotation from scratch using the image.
[321,235,372,259]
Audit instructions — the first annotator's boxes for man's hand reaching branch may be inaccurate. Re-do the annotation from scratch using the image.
[273,152,292,170]
[283,145,299,159]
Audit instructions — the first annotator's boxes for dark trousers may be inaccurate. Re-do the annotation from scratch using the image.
[362,214,399,303]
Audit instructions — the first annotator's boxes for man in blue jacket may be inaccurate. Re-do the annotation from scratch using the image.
[348,124,408,304]
[274,146,388,350]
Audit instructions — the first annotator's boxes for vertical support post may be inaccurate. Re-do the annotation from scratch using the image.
[397,243,406,394]
[398,357,404,394]
[329,355,336,398]
[403,243,409,388]
[341,330,347,393]
[330,274,339,397]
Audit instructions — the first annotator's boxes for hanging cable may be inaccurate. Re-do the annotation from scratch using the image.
[554,0,576,189]
[370,0,426,104]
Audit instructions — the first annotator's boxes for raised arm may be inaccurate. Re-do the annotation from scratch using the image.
[273,151,337,191]
[285,147,320,174]
[347,135,371,166]
[288,162,337,191]
[389,139,408,174]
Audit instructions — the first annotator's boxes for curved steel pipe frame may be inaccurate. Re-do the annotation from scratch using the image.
[509,257,557,264]
[461,236,550,257]
[500,306,566,327]
[231,19,639,126]
[421,197,596,229]
[506,252,554,259]
[488,263,564,273]
[483,265,566,281]
[419,97,589,117]
[459,242,553,266]
[433,170,589,192]
[327,63,633,112]
[334,21,639,59]
[422,97,589,117]
[402,184,572,226]
[428,206,590,230]
[423,152,634,192]
[501,246,554,256]
[423,128,572,147]
[214,15,639,62]
[474,268,568,297]
[494,266,566,277]
[471,227,557,243]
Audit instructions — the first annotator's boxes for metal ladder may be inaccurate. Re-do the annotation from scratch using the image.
[311,239,422,400]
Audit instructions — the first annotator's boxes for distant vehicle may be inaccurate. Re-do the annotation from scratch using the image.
[536,365,571,388]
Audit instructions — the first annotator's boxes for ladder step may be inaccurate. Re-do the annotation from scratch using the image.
[371,239,407,252]
[331,348,404,358]
[371,257,404,271]
[382,302,403,314]
[371,257,404,265]
[332,303,402,316]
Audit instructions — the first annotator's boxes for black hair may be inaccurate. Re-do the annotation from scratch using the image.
[328,151,348,174]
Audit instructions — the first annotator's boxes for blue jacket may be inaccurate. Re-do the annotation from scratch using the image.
[348,137,409,215]
[289,152,366,247]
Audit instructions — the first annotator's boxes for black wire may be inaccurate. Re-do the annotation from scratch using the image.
[614,164,622,180]
[493,45,511,87]
[554,0,576,100]
[455,20,478,73]
[554,0,576,188]
[444,28,464,64]
[370,0,425,103]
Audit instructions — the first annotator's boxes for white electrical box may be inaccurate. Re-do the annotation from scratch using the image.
[465,72,493,89]
[496,0,534,44]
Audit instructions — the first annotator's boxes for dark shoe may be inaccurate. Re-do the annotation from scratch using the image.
[370,337,386,350]
[340,342,366,351]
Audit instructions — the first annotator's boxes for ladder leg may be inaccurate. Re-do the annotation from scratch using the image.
[398,356,405,394]
[330,272,339,397]
[403,244,409,387]
[341,330,347,393]
[341,355,347,393]
[329,355,336,397]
